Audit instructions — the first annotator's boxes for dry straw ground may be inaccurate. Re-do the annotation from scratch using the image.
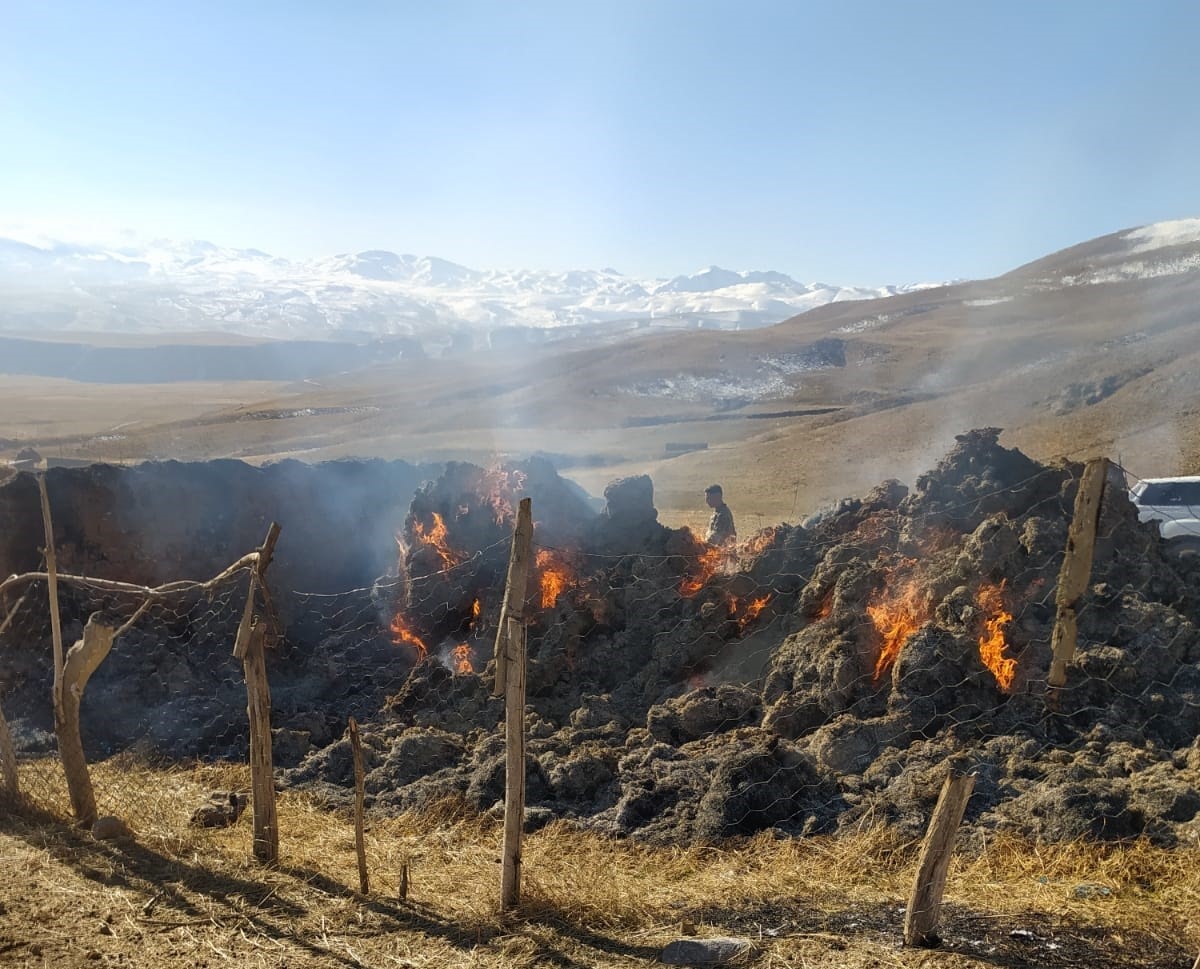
[1,760,1198,968]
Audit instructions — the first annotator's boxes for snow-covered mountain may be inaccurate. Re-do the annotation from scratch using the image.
[4,220,1197,352]
[0,232,941,349]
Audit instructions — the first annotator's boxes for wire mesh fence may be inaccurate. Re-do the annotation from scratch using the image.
[0,567,253,830]
[2,433,1199,870]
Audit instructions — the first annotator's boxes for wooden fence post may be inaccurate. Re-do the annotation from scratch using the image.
[56,617,117,826]
[38,476,66,731]
[904,768,976,947]
[1048,458,1109,692]
[348,717,369,894]
[0,697,18,800]
[234,523,281,863]
[496,499,533,910]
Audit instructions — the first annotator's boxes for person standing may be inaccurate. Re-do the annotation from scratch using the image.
[704,484,736,546]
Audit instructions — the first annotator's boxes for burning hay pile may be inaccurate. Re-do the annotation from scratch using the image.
[288,430,1200,845]
[3,432,1198,846]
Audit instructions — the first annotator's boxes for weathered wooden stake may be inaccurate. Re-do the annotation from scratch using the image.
[240,622,276,862]
[57,617,117,826]
[497,498,533,910]
[904,769,976,947]
[348,716,369,894]
[234,523,281,863]
[0,697,19,799]
[1048,457,1109,692]
[38,475,65,694]
[398,859,409,900]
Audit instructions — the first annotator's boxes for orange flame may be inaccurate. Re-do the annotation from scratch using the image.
[680,544,727,597]
[536,549,575,608]
[866,566,926,682]
[977,580,1016,691]
[482,467,528,525]
[813,588,835,621]
[738,595,771,631]
[736,527,780,562]
[412,512,461,570]
[390,612,428,659]
[472,598,481,622]
[452,642,474,674]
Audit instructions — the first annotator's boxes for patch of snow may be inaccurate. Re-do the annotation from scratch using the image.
[758,353,836,375]
[618,348,837,403]
[1124,218,1200,254]
[836,313,893,334]
[963,297,1012,307]
[617,372,790,402]
[1059,253,1200,287]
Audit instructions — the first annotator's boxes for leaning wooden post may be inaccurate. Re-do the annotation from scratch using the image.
[0,697,19,800]
[38,475,65,703]
[495,498,533,910]
[57,617,117,826]
[348,716,369,895]
[1047,457,1109,694]
[904,768,976,947]
[234,523,281,863]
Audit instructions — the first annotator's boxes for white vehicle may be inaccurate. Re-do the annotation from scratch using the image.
[1129,476,1200,559]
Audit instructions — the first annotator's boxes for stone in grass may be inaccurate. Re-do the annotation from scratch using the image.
[91,816,134,841]
[661,937,755,966]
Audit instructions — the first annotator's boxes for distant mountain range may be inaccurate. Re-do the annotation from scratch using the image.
[0,233,940,348]
[2,218,1199,506]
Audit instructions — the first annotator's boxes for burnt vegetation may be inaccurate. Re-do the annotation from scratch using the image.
[3,429,1200,849]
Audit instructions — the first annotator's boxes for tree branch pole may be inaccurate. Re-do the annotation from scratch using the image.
[233,523,282,863]
[0,551,264,601]
[53,597,158,826]
[57,617,117,826]
[38,475,65,691]
[496,499,533,910]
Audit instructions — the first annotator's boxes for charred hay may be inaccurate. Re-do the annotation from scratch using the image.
[281,430,1200,845]
[4,434,1200,846]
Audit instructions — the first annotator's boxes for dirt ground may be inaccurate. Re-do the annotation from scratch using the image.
[1,764,1197,969]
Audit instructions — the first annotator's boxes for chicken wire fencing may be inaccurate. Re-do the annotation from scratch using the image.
[304,437,1200,847]
[2,433,1200,858]
[0,567,252,831]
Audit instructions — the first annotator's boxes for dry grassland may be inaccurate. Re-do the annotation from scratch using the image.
[1,760,1197,968]
[0,376,285,448]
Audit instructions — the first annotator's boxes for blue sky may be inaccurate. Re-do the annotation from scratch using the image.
[2,1,1198,283]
